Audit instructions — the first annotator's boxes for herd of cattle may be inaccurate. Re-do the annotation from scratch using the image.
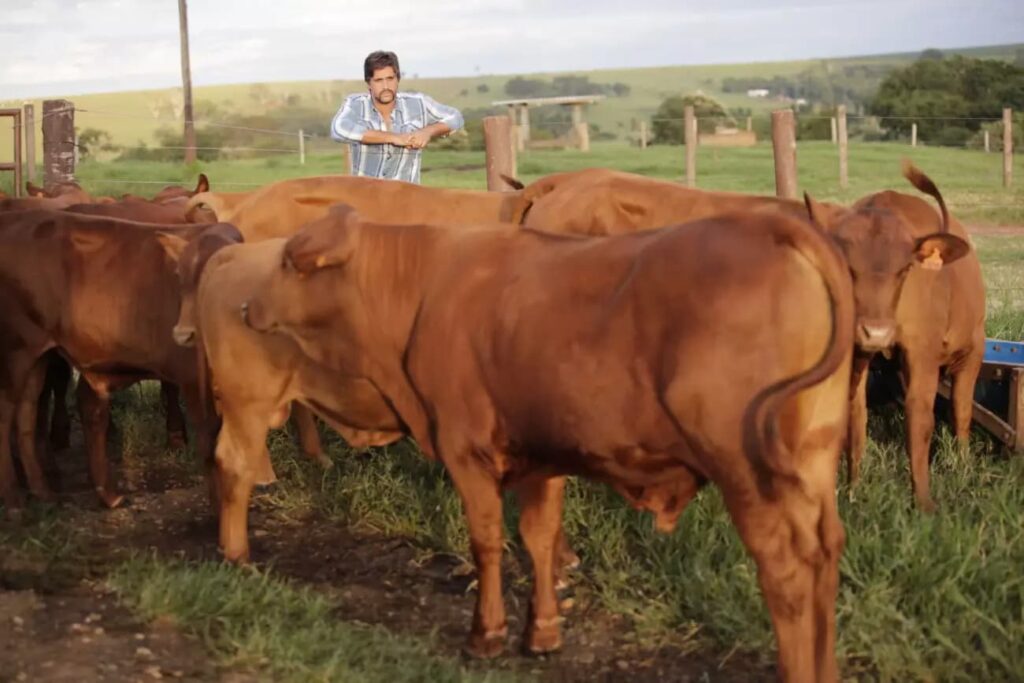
[0,164,986,681]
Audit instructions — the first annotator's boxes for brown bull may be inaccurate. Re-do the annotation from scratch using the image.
[0,210,218,508]
[519,165,981,508]
[243,206,855,682]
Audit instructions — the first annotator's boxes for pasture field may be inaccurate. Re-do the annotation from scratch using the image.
[1,143,1023,682]
[0,41,1019,159]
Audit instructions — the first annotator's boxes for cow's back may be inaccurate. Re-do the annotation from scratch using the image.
[522,168,829,235]
[210,176,525,242]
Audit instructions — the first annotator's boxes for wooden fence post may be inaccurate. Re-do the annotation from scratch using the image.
[639,120,647,149]
[771,109,798,199]
[483,115,516,191]
[1004,107,1013,189]
[837,104,849,190]
[24,104,36,185]
[911,122,917,147]
[42,99,75,186]
[298,129,305,165]
[746,115,753,132]
[984,130,991,153]
[684,105,696,188]
[830,116,837,144]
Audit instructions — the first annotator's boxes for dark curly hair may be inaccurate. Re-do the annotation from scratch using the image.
[364,51,401,82]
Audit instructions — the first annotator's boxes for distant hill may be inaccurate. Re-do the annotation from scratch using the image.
[1,42,1021,161]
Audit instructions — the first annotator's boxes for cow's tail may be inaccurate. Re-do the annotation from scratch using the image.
[901,159,949,232]
[743,215,854,482]
[194,325,211,420]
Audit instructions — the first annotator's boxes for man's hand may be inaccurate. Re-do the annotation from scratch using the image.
[406,129,433,149]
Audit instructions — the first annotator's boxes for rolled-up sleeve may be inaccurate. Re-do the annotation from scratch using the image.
[421,94,464,132]
[331,95,368,143]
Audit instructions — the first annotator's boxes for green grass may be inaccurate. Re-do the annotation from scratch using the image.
[110,554,523,683]
[255,413,1024,683]
[3,139,1019,225]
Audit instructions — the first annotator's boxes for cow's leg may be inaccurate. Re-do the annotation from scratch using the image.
[0,392,25,510]
[514,474,565,654]
[846,356,870,487]
[161,382,187,449]
[181,384,220,512]
[15,358,55,502]
[47,353,72,451]
[949,348,984,453]
[76,381,123,508]
[725,480,842,683]
[444,449,507,658]
[291,403,329,468]
[903,353,941,511]
[212,407,273,563]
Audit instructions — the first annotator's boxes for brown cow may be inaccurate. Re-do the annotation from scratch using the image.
[158,226,404,561]
[519,166,980,509]
[243,206,855,681]
[807,165,980,510]
[0,210,218,508]
[184,175,531,241]
[3,181,93,211]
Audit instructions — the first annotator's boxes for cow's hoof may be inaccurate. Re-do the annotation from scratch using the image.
[917,498,938,514]
[464,628,507,659]
[220,548,251,565]
[558,547,581,572]
[97,488,125,509]
[524,621,563,655]
[167,432,187,450]
[309,452,334,470]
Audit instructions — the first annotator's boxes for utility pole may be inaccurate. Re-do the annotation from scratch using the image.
[178,0,197,164]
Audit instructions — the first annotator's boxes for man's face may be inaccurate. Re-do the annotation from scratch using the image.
[368,66,398,105]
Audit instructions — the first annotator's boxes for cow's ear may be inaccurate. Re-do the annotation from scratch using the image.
[914,233,969,270]
[194,173,210,194]
[27,181,46,197]
[803,192,831,232]
[155,231,189,262]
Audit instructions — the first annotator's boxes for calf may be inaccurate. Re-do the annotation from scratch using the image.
[243,206,854,682]
[807,164,979,509]
[158,226,403,561]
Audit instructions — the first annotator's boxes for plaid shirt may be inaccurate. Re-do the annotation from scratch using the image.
[330,92,464,184]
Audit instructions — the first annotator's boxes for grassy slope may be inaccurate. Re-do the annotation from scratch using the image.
[1,42,1020,159]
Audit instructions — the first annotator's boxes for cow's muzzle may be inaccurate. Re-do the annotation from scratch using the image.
[173,325,196,347]
[855,319,896,353]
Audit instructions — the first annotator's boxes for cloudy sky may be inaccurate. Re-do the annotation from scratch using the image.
[2,0,1022,98]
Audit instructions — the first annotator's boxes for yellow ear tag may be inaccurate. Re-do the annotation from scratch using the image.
[315,254,328,268]
[921,247,943,271]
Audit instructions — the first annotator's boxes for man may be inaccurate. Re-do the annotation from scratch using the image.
[331,51,464,183]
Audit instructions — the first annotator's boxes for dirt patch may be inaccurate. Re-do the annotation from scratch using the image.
[2,435,772,682]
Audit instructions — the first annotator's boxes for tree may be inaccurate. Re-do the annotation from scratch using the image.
[75,127,116,160]
[919,48,945,61]
[871,56,1024,143]
[650,95,732,145]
